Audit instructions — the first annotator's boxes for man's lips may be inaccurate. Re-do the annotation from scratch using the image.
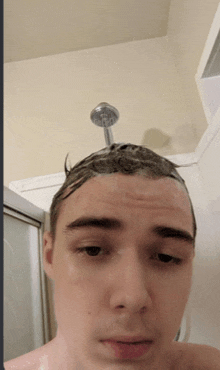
[101,336,153,359]
[102,335,152,343]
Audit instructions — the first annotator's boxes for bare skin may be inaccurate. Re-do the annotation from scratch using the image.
[4,339,220,370]
[5,174,220,370]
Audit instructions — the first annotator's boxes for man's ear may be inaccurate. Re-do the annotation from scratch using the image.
[43,231,55,280]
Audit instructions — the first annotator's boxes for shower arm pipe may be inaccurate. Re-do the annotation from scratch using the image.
[104,127,114,146]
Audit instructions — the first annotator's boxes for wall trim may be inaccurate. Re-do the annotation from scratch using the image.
[9,172,66,193]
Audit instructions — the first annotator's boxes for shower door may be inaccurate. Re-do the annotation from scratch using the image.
[3,187,51,362]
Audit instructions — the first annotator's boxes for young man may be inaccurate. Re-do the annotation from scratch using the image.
[5,144,220,369]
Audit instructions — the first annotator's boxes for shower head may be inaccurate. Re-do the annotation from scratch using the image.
[90,102,119,146]
[90,102,119,127]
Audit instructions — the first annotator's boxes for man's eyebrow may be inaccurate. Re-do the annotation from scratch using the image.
[64,218,194,243]
[153,226,194,243]
[65,217,122,231]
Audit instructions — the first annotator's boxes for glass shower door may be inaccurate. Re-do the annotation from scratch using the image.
[3,187,50,362]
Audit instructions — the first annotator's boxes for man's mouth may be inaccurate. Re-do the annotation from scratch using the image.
[101,337,153,359]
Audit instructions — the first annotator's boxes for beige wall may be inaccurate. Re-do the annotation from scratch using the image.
[4,36,198,186]
[4,0,219,187]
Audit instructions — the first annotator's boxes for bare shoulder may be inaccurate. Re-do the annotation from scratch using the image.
[188,343,220,370]
[171,342,220,370]
[4,342,52,370]
[4,351,40,370]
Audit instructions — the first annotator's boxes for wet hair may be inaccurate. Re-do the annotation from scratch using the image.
[50,143,197,241]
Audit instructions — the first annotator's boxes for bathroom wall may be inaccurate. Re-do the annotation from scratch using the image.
[5,0,220,187]
[167,0,220,138]
[4,36,200,187]
[189,122,220,348]
[172,114,220,348]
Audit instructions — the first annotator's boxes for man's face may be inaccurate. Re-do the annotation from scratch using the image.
[44,173,195,369]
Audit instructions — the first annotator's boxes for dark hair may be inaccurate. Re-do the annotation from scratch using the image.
[50,143,197,241]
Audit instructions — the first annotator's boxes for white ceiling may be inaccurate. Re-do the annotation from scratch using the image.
[4,0,171,63]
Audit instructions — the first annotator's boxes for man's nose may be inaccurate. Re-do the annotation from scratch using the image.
[109,249,153,313]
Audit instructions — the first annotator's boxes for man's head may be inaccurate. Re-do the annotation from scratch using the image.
[49,143,196,242]
[43,143,196,369]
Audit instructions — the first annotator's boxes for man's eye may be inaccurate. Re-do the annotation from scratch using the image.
[77,246,102,257]
[156,253,181,265]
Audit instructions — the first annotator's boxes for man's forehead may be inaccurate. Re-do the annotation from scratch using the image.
[61,173,190,214]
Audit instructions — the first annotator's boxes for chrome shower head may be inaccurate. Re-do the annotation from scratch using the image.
[90,102,119,146]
